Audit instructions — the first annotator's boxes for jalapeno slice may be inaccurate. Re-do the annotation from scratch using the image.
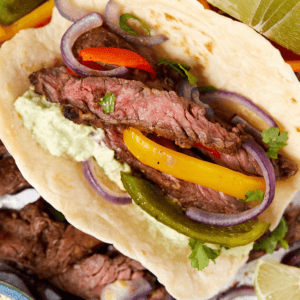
[121,173,270,248]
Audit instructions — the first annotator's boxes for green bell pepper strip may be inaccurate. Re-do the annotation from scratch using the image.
[121,173,270,248]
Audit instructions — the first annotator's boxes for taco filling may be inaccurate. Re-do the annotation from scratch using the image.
[13,0,298,240]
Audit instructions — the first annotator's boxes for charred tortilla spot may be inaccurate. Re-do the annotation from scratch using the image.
[164,13,175,21]
[205,41,214,54]
[291,98,298,103]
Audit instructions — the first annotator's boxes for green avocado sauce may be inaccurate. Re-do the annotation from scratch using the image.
[14,88,130,190]
[0,0,46,26]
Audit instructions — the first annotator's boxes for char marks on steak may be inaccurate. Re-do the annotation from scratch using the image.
[30,66,244,153]
[0,141,31,195]
[0,200,173,300]
[103,127,248,214]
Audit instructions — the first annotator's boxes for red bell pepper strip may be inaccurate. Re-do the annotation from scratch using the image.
[194,142,221,158]
[79,47,156,80]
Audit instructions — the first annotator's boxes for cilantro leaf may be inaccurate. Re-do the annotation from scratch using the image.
[119,13,151,37]
[188,238,222,271]
[261,127,288,159]
[98,93,116,114]
[253,217,289,254]
[158,58,198,85]
[240,189,264,203]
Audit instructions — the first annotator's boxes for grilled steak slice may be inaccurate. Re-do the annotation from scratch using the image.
[103,127,248,214]
[198,146,298,180]
[30,66,244,154]
[0,140,7,157]
[0,199,104,278]
[0,156,31,195]
[0,200,173,300]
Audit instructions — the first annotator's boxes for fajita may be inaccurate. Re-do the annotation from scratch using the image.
[0,0,300,299]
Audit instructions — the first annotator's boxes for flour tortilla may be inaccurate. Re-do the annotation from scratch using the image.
[0,0,300,299]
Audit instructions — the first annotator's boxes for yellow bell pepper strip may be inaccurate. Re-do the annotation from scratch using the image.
[123,127,266,200]
[121,172,270,247]
[0,0,54,42]
[79,47,156,80]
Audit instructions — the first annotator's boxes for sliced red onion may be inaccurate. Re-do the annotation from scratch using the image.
[186,139,276,226]
[231,114,262,140]
[101,277,153,300]
[281,247,300,268]
[61,12,128,77]
[176,79,215,118]
[209,286,256,300]
[199,89,278,128]
[54,0,88,22]
[82,158,132,205]
[104,0,168,46]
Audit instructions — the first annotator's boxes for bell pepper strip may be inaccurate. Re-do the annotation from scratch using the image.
[0,0,54,42]
[79,47,156,80]
[286,61,300,72]
[197,0,211,9]
[121,172,270,247]
[123,127,266,200]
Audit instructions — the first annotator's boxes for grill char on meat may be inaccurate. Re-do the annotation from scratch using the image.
[29,66,244,153]
[0,200,173,299]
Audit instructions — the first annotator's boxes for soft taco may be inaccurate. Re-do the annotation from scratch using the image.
[0,0,300,299]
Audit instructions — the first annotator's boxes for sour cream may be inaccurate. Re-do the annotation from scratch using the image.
[14,88,130,189]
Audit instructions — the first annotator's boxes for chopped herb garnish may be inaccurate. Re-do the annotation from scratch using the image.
[188,238,222,271]
[240,189,265,203]
[253,217,289,254]
[158,58,198,85]
[98,93,116,114]
[261,127,288,159]
[119,13,151,37]
[198,85,217,91]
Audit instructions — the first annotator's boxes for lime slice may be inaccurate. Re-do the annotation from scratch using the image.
[207,0,300,54]
[254,259,300,300]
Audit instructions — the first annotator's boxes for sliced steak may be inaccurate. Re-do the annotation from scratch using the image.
[0,140,7,157]
[198,146,298,180]
[30,66,244,154]
[0,199,104,278]
[0,200,173,300]
[0,156,31,195]
[103,127,248,214]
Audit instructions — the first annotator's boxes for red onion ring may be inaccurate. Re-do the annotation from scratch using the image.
[231,115,262,140]
[55,0,88,22]
[186,139,276,226]
[209,286,256,300]
[104,0,168,46]
[176,79,215,118]
[281,247,300,267]
[199,89,279,128]
[81,158,132,205]
[61,12,128,77]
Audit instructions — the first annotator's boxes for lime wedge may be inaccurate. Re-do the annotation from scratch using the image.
[207,0,300,54]
[254,259,300,300]
[205,0,261,25]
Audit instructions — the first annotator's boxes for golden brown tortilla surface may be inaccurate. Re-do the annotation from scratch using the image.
[0,0,300,299]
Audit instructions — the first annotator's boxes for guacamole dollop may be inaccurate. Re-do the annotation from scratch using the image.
[14,88,130,189]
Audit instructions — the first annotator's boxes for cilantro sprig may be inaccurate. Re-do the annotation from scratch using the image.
[188,238,226,271]
[262,127,288,159]
[240,189,265,203]
[253,217,289,254]
[119,13,151,37]
[158,58,198,85]
[98,93,116,114]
